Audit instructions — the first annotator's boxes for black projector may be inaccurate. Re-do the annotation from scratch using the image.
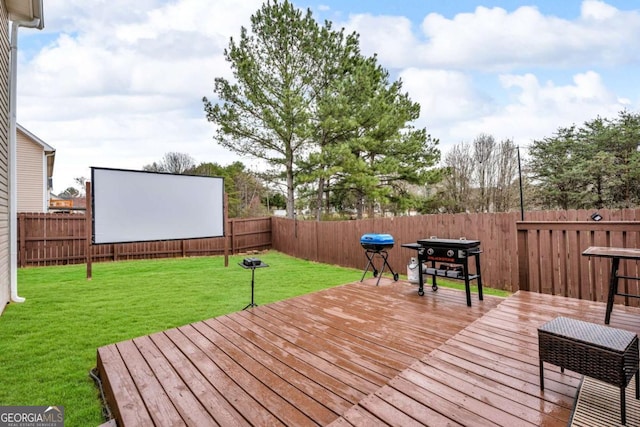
[242,258,262,267]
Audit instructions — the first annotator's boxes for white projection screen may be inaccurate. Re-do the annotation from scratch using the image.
[91,167,224,244]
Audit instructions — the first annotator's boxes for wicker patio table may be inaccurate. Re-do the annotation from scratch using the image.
[538,316,639,425]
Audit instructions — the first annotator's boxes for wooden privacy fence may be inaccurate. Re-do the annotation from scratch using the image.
[272,213,520,291]
[18,209,640,306]
[17,213,271,267]
[516,209,640,305]
[272,209,640,303]
[517,221,640,305]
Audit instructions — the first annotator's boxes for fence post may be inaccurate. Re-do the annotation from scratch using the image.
[86,181,92,280]
[314,220,319,263]
[230,219,235,255]
[517,224,529,291]
[224,193,229,266]
[18,213,26,267]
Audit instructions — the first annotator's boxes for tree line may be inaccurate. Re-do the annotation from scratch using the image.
[438,135,522,214]
[200,0,640,217]
[437,111,640,214]
[58,1,640,218]
[529,111,640,210]
[59,107,640,218]
[139,107,640,219]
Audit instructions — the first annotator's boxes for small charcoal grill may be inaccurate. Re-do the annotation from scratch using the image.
[360,233,399,285]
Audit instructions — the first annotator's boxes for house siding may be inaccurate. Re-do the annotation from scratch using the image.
[0,2,10,313]
[17,128,45,212]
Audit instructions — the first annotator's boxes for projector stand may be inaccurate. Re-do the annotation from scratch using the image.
[239,262,268,310]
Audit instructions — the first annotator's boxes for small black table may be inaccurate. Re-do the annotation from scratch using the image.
[238,261,268,310]
[582,246,640,324]
[538,316,639,425]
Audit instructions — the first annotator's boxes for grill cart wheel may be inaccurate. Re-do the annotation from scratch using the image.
[393,273,399,281]
[373,269,378,277]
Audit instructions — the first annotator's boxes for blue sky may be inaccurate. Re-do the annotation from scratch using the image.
[15,0,640,193]
[312,1,637,19]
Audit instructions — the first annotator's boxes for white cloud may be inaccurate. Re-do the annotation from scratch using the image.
[399,68,492,124]
[397,68,629,153]
[14,0,640,194]
[581,0,618,20]
[17,0,263,193]
[444,71,628,148]
[340,1,640,70]
[332,1,639,155]
[340,14,417,69]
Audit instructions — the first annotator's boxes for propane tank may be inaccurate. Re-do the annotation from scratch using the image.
[407,257,419,283]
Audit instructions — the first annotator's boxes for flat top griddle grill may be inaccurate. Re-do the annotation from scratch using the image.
[417,238,480,249]
[360,233,399,286]
[402,237,483,306]
[417,238,480,264]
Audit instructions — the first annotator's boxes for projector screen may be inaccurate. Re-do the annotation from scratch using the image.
[91,167,224,244]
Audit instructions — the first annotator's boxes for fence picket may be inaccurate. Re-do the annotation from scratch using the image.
[17,213,271,267]
[17,210,640,306]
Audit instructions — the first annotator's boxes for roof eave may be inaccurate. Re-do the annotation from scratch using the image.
[6,0,44,29]
[17,123,55,152]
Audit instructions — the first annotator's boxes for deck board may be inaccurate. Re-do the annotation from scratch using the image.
[165,326,282,426]
[132,335,215,426]
[147,331,248,426]
[96,279,640,426]
[332,290,640,426]
[96,344,156,426]
[114,340,186,426]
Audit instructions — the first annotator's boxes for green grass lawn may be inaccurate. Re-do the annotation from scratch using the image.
[0,251,361,426]
[0,251,510,426]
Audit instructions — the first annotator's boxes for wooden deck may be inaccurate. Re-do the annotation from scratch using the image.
[96,279,640,426]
